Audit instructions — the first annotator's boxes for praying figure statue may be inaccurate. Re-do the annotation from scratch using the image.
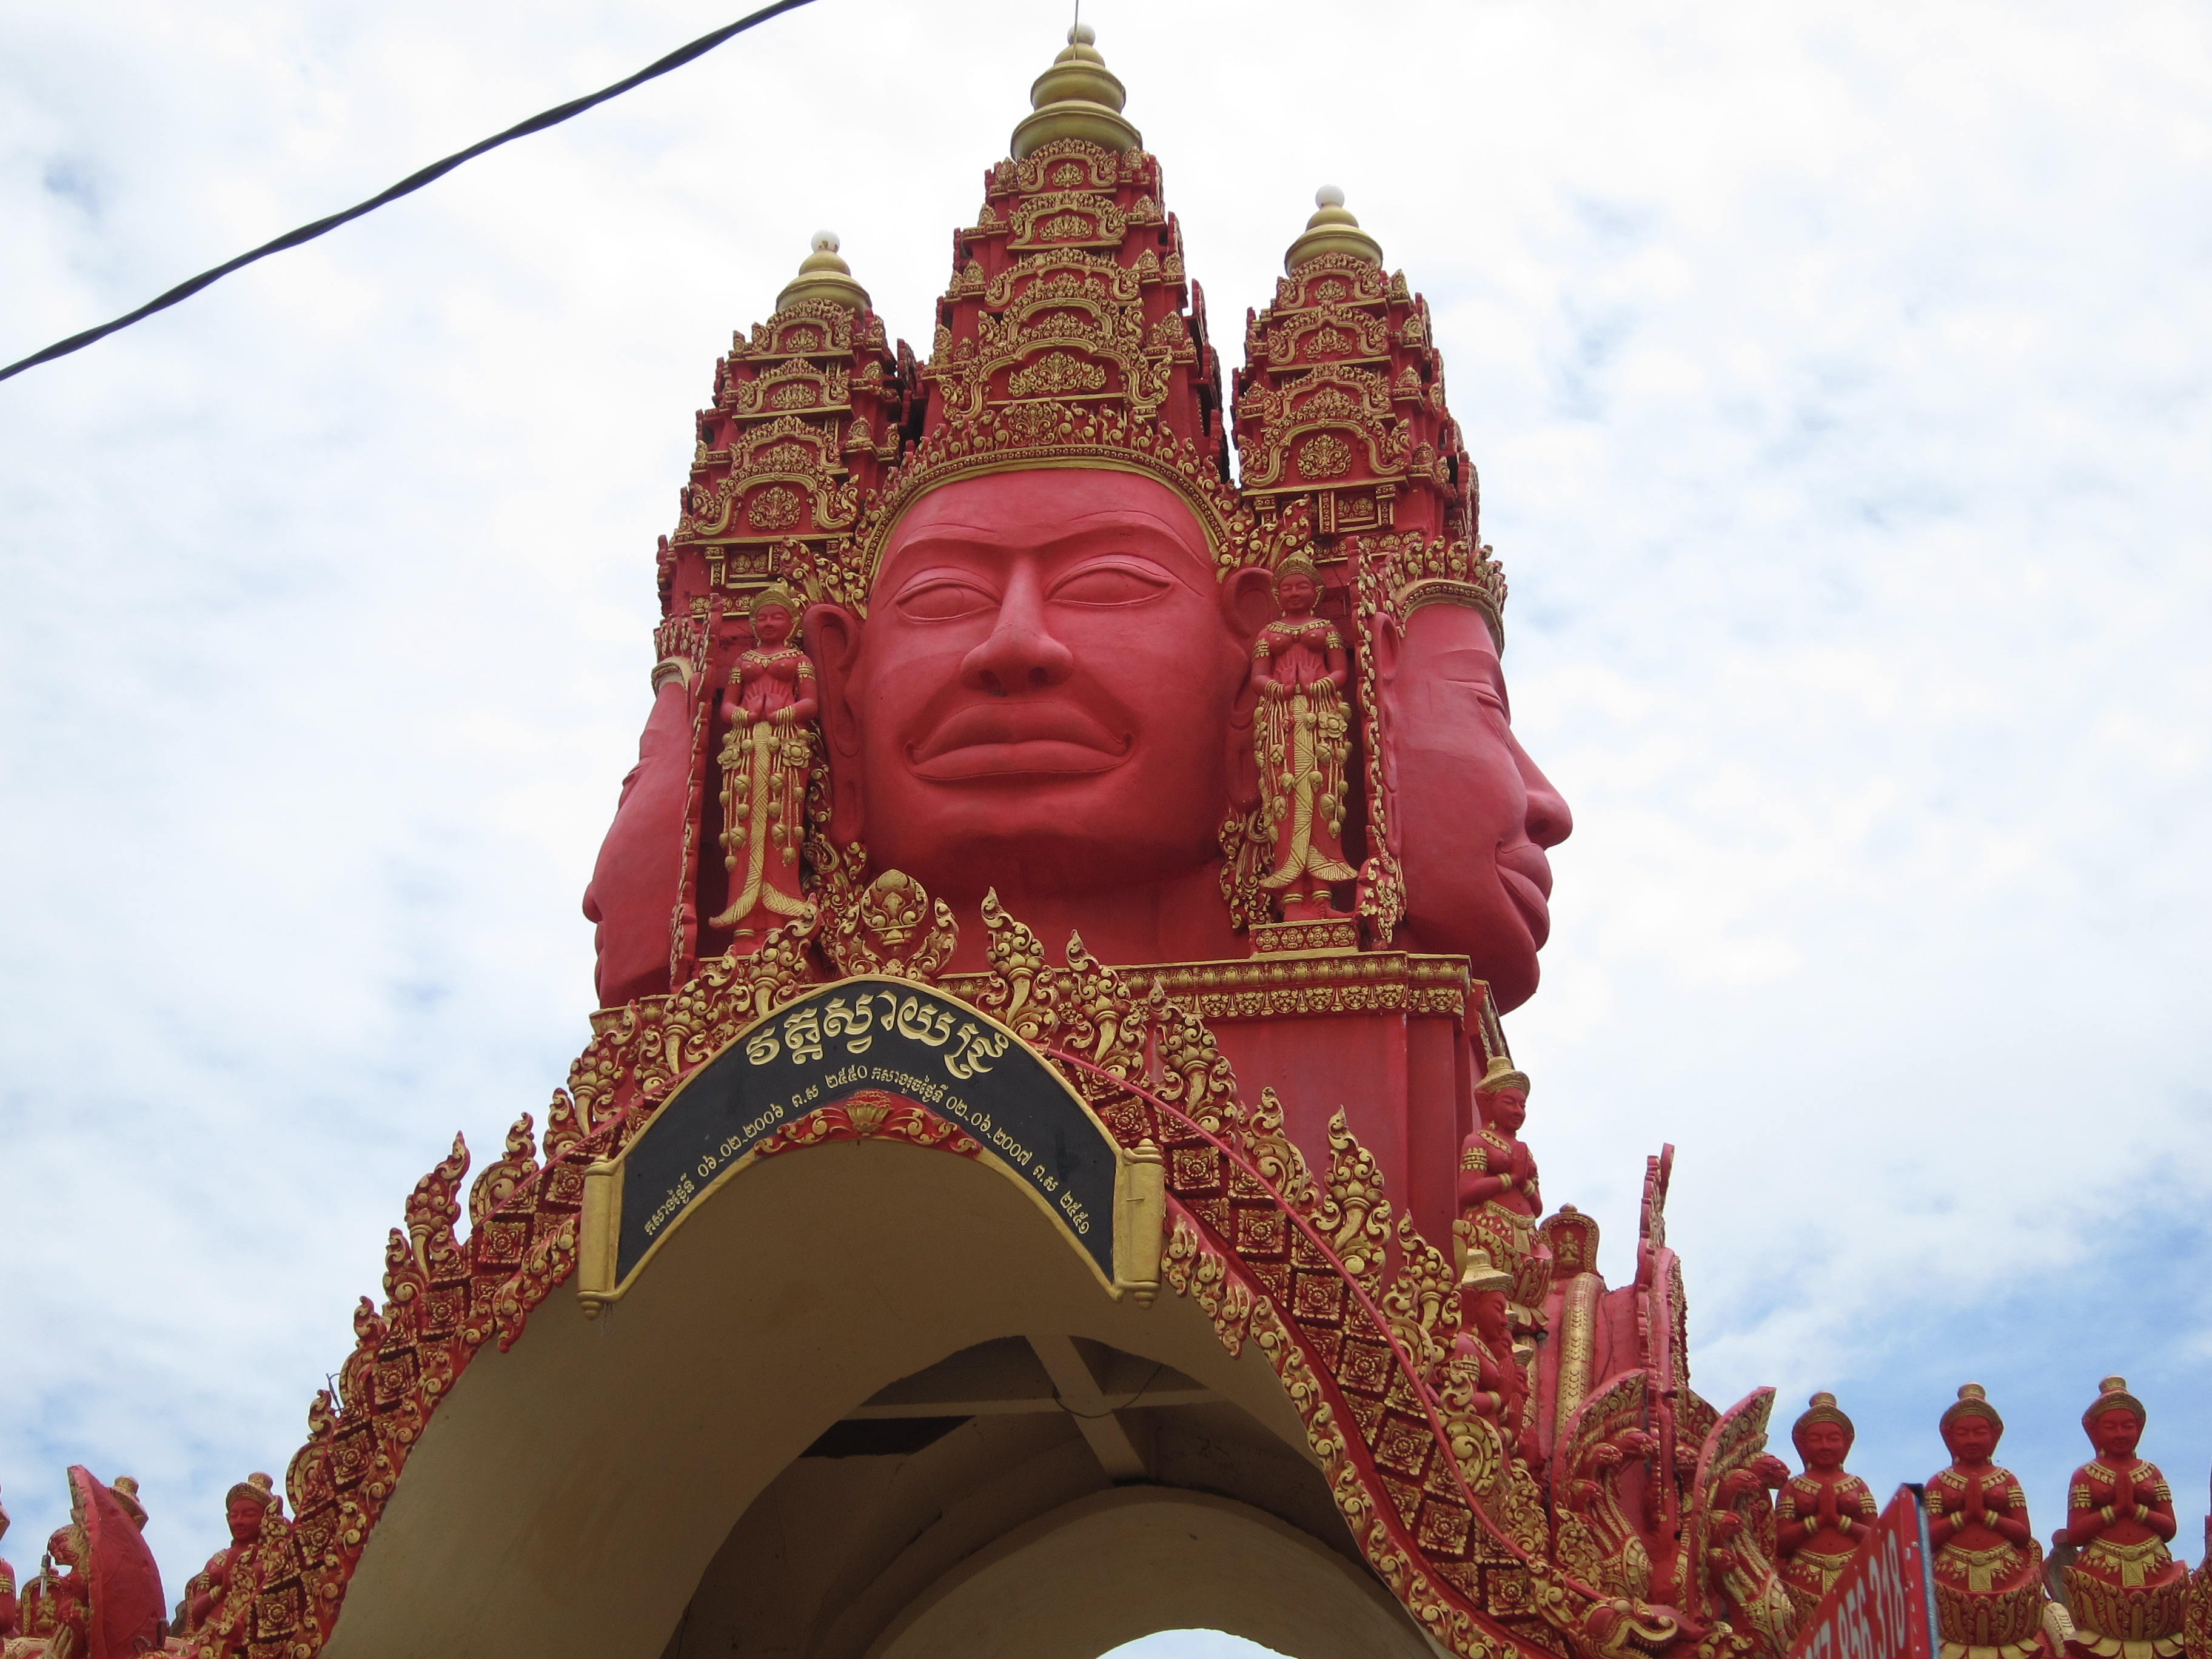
[178,1472,281,1645]
[1248,552,1357,920]
[708,583,819,945]
[1456,1057,1552,1341]
[2054,1376,2186,1659]
[1926,1384,2052,1659]
[1776,1392,1881,1618]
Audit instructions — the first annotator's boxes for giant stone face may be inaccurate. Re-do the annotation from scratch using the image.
[808,464,1574,1002]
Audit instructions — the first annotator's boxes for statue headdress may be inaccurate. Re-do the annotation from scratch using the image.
[1792,1391,1856,1453]
[1476,1054,1531,1098]
[746,581,804,622]
[109,1475,148,1530]
[2082,1374,2147,1433]
[1940,1381,2005,1438]
[226,1471,280,1515]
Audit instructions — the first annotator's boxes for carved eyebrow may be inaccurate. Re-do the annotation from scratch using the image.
[1426,649,1512,716]
[890,510,1208,560]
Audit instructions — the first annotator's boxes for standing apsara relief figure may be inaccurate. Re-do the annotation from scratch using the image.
[709,583,819,942]
[1248,552,1356,920]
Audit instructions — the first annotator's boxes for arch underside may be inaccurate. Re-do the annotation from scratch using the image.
[326,1138,1433,1659]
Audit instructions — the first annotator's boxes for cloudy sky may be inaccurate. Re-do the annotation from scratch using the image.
[3,0,2208,1627]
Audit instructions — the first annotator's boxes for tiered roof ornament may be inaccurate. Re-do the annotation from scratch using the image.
[1235,184,1504,647]
[664,228,910,611]
[833,22,1255,608]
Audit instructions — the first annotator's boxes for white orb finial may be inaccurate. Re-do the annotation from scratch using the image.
[811,229,840,253]
[1070,21,1096,44]
[1315,185,1346,210]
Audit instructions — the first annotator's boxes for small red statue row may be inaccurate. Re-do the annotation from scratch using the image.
[0,1468,273,1658]
[0,1378,2200,1658]
[1775,1378,2196,1659]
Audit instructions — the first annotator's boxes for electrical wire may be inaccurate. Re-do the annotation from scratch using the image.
[1054,1361,1168,1421]
[0,0,820,386]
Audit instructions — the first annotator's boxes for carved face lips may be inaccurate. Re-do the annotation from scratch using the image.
[905,699,1134,780]
[1495,842,1555,950]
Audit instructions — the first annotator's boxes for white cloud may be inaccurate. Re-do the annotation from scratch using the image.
[2,0,2207,1618]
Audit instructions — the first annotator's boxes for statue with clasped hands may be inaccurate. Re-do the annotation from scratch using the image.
[2054,1376,2185,1659]
[1775,1392,1881,1618]
[708,583,820,945]
[1926,1384,2054,1659]
[1247,552,1357,920]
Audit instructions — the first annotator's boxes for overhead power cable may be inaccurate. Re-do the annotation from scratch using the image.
[0,0,820,386]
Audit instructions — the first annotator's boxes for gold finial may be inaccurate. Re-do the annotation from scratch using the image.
[1809,1392,1838,1409]
[1959,1382,1986,1400]
[1285,184,1384,273]
[1011,23,1141,160]
[2100,1375,2129,1395]
[775,229,870,314]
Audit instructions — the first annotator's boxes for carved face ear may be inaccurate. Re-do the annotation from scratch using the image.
[1372,606,1403,683]
[802,603,865,842]
[1218,566,1275,816]
[1371,610,1404,830]
[1220,564,1278,643]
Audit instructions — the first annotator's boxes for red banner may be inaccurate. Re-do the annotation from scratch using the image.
[1787,1484,1940,1659]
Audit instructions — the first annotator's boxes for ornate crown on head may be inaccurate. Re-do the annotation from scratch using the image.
[659,26,1513,644]
[1476,1054,1532,1098]
[1792,1390,1856,1449]
[1941,1381,2005,1436]
[834,24,1262,609]
[746,581,803,622]
[226,1471,280,1514]
[2082,1373,2146,1432]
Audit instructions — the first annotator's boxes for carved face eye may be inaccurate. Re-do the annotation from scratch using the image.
[1048,558,1173,607]
[893,577,999,621]
[1430,648,1510,722]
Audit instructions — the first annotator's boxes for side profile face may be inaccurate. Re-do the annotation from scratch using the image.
[2091,1408,2143,1459]
[835,469,1254,899]
[1795,1421,1851,1473]
[1381,597,1572,1012]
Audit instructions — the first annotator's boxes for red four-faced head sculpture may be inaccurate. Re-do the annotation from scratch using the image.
[583,90,1575,1011]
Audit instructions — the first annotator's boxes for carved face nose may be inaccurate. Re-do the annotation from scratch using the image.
[1521,756,1573,850]
[959,577,1075,695]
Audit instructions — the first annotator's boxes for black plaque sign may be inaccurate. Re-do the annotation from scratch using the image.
[613,977,1121,1289]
